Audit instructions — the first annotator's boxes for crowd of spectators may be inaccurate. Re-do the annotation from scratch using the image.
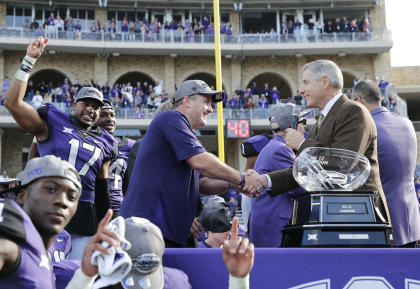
[1,74,397,117]
[244,15,370,35]
[21,12,234,41]
[14,12,374,43]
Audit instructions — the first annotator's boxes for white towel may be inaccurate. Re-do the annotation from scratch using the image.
[91,216,132,289]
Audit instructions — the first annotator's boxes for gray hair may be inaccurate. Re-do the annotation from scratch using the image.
[352,79,381,104]
[302,59,344,89]
[173,94,198,108]
[155,99,174,114]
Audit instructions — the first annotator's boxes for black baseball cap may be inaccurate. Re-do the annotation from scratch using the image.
[198,201,232,233]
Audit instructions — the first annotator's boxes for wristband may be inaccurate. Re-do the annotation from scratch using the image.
[13,55,37,83]
[239,173,245,187]
[13,69,30,82]
[23,55,37,68]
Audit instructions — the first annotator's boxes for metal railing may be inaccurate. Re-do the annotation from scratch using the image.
[0,27,392,44]
[0,103,281,120]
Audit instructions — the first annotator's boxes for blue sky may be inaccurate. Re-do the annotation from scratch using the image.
[385,0,420,67]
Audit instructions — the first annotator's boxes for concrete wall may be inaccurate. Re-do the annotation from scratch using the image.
[5,51,95,84]
[390,67,420,87]
[1,128,23,177]
[95,8,107,26]
[0,3,6,27]
[229,12,240,33]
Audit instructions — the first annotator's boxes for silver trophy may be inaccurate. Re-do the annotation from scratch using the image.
[281,147,393,247]
[293,147,370,192]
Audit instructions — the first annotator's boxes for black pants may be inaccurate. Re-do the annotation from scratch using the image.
[164,237,184,248]
[399,241,419,248]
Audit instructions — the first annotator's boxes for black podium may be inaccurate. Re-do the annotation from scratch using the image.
[281,191,393,247]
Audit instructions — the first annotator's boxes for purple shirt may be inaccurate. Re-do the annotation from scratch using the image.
[110,87,120,98]
[262,88,271,98]
[120,110,206,245]
[121,23,129,32]
[258,98,269,108]
[0,199,55,288]
[48,16,55,26]
[271,90,280,102]
[109,136,135,212]
[228,97,239,108]
[250,136,304,247]
[37,103,116,203]
[251,86,260,95]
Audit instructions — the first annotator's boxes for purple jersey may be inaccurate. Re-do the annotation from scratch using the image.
[197,241,212,248]
[37,103,117,203]
[0,198,55,288]
[163,266,191,288]
[48,230,72,263]
[109,136,135,212]
[53,260,81,289]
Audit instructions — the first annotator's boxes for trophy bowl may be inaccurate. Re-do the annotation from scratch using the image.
[293,147,371,192]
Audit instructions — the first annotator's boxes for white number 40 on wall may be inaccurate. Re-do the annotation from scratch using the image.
[288,277,420,289]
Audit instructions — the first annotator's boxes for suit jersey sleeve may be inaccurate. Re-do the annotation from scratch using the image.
[100,129,118,162]
[0,199,26,243]
[163,113,206,161]
[36,103,50,123]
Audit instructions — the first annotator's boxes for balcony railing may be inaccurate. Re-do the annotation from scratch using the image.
[0,27,392,44]
[0,103,284,120]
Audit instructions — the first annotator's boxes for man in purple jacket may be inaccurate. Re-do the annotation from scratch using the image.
[250,104,305,247]
[353,79,420,247]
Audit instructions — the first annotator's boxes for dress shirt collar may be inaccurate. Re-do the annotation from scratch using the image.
[321,92,342,117]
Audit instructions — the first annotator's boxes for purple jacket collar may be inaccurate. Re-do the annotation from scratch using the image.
[273,134,286,144]
[370,106,388,117]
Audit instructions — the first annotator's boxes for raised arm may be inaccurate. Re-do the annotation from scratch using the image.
[4,36,49,140]
[222,217,254,289]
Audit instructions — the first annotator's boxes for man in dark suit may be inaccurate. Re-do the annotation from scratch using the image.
[245,59,390,223]
[353,80,420,247]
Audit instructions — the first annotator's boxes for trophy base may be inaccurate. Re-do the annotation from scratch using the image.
[281,224,394,247]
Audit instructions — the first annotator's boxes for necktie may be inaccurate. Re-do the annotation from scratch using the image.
[317,114,325,130]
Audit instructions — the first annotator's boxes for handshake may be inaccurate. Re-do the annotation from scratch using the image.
[239,170,268,198]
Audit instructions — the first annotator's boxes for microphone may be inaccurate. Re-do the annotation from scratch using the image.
[299,109,312,118]
[291,105,302,130]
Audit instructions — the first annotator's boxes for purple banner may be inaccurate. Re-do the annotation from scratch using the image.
[163,248,420,288]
